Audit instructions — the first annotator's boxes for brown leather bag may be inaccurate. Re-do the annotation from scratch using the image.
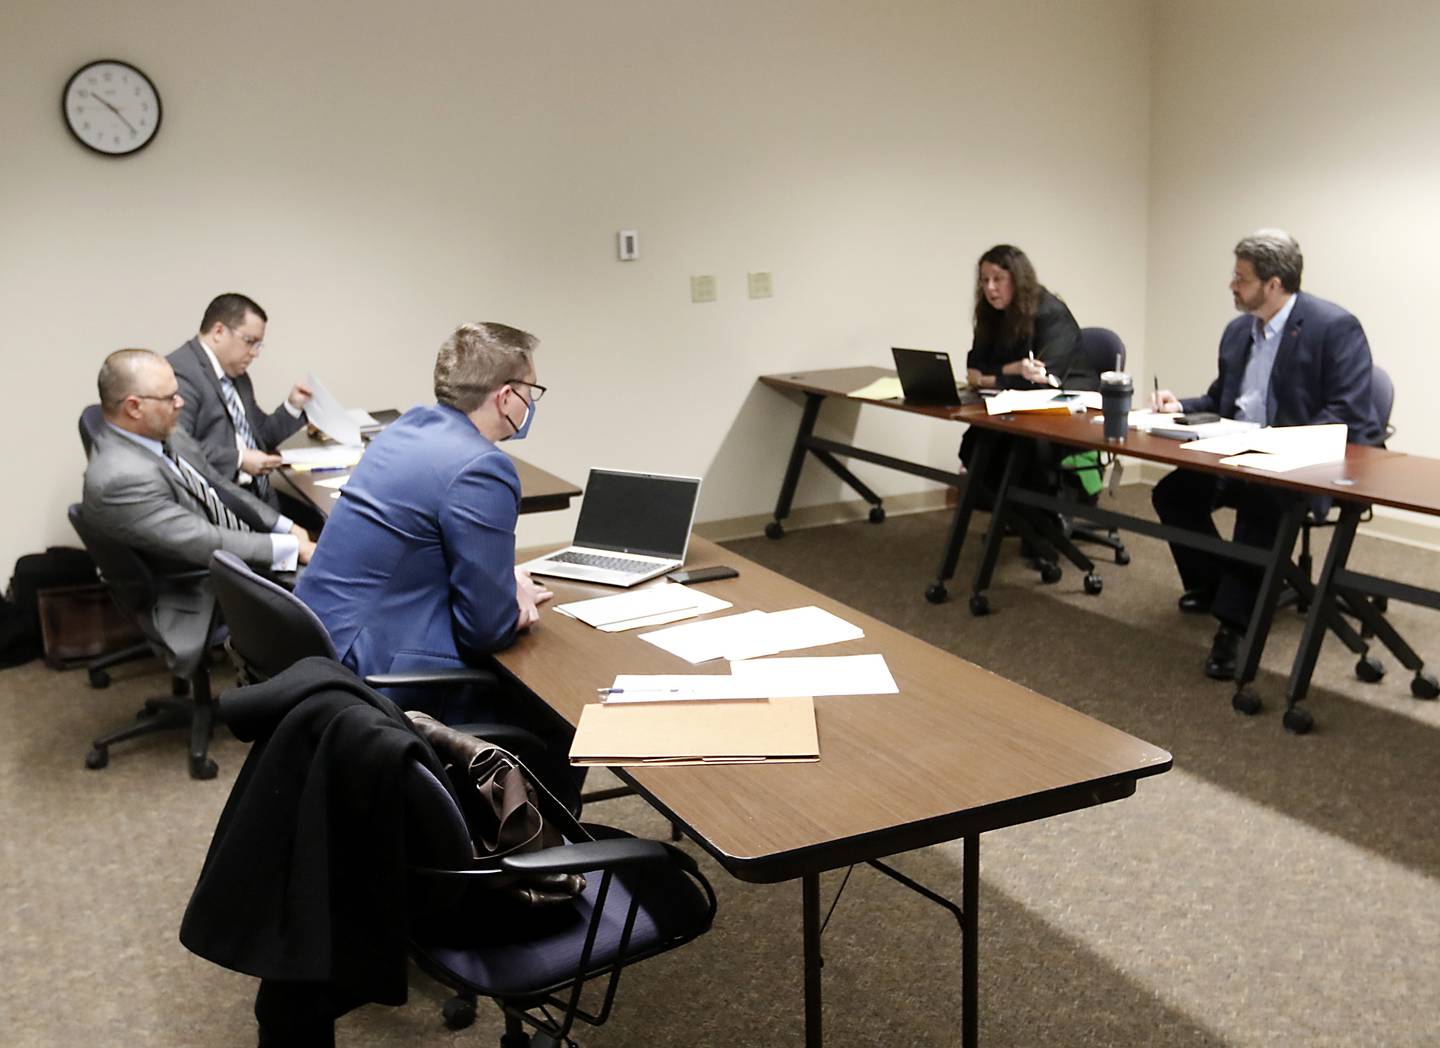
[407,712,585,906]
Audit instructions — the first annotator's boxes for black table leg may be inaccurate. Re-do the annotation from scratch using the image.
[768,394,824,539]
[967,439,1022,616]
[1281,503,1364,733]
[1231,500,1306,716]
[963,834,979,1048]
[803,872,823,1048]
[927,431,996,604]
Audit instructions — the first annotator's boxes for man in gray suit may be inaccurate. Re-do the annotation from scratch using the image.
[83,349,315,675]
[167,293,312,506]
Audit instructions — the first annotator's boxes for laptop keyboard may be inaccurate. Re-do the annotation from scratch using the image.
[547,550,654,574]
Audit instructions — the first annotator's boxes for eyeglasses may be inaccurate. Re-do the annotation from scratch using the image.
[132,388,181,403]
[226,324,265,350]
[505,378,547,403]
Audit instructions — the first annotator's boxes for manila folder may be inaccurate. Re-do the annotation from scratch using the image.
[569,697,819,767]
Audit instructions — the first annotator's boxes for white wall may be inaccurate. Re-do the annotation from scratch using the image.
[0,0,1151,572]
[1147,0,1440,467]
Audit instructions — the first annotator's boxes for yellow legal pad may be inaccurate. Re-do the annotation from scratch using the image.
[568,696,820,767]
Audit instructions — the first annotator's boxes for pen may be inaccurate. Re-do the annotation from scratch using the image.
[1153,375,1160,411]
[595,687,680,696]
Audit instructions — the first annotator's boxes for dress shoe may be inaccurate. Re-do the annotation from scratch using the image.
[1204,625,1240,681]
[1178,588,1213,614]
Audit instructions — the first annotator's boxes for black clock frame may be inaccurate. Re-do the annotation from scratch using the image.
[62,58,163,158]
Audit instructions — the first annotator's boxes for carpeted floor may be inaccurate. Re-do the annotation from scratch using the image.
[4,484,1440,1046]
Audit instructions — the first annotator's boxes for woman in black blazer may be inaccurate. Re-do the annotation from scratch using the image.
[965,244,1090,392]
[960,245,1092,535]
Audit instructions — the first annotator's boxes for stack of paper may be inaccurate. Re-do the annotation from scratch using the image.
[279,446,364,470]
[985,389,1089,415]
[554,583,732,632]
[302,373,365,448]
[568,696,820,766]
[639,606,863,663]
[1180,423,1347,472]
[602,654,898,703]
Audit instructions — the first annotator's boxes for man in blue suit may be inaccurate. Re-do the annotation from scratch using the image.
[1152,230,1380,680]
[296,322,553,721]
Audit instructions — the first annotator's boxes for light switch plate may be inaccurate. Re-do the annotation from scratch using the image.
[747,271,774,299]
[617,229,639,261]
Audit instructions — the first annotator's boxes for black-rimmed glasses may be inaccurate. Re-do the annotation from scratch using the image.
[505,378,547,403]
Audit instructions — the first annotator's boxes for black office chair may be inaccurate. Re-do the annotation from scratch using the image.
[405,751,718,1046]
[208,550,545,759]
[75,404,158,688]
[1060,327,1130,565]
[67,504,222,779]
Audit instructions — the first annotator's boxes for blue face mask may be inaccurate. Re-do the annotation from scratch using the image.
[504,392,535,441]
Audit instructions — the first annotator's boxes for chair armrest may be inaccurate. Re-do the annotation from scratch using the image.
[363,668,498,689]
[501,838,674,876]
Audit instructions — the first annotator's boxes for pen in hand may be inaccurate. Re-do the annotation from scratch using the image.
[1152,375,1160,412]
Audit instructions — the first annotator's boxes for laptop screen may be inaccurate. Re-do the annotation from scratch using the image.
[572,469,702,559]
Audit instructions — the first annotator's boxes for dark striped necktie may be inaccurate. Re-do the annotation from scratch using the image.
[220,376,269,498]
[163,444,250,532]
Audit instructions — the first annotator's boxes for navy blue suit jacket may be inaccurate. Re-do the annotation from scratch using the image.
[1181,291,1381,445]
[295,404,520,680]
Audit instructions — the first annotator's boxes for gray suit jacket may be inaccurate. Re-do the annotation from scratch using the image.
[82,425,280,676]
[168,338,306,482]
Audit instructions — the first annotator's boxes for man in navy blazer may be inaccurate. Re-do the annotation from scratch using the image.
[1153,230,1380,680]
[168,293,312,509]
[295,322,552,722]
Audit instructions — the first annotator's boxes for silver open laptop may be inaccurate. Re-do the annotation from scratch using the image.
[519,468,702,587]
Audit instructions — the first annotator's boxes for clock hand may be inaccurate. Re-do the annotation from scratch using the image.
[91,93,137,134]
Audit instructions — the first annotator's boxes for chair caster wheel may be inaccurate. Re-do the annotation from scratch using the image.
[1039,562,1062,585]
[1231,688,1262,716]
[1114,548,1131,566]
[442,995,477,1031]
[924,583,948,605]
[1412,672,1440,700]
[764,521,784,540]
[88,669,110,689]
[969,594,990,616]
[85,746,109,770]
[1083,573,1103,595]
[1283,706,1314,734]
[1355,655,1385,684]
[189,757,218,780]
[868,505,886,524]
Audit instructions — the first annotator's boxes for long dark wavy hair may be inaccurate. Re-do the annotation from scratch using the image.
[972,244,1041,350]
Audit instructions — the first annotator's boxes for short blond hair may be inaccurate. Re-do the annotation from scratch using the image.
[433,322,538,413]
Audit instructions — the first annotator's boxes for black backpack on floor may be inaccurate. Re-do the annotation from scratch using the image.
[3,547,99,668]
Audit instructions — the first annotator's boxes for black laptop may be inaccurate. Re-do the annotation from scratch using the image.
[891,348,979,406]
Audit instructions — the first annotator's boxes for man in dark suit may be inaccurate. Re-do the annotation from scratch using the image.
[83,349,316,676]
[168,293,312,507]
[296,322,553,722]
[1152,230,1381,680]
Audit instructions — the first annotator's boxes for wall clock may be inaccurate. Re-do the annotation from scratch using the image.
[63,60,162,156]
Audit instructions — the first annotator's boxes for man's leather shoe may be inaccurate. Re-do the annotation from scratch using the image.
[1204,625,1240,681]
[1179,589,1213,614]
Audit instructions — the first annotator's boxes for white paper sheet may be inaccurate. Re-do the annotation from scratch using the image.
[849,376,904,400]
[602,674,772,702]
[554,583,732,632]
[728,654,898,696]
[1180,423,1346,467]
[637,611,772,663]
[303,372,363,447]
[314,475,349,489]
[638,606,864,664]
[346,406,380,429]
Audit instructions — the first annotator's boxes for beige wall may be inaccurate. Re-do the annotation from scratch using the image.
[0,0,1151,571]
[1147,0,1440,531]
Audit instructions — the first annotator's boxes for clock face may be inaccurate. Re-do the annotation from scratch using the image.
[63,60,162,156]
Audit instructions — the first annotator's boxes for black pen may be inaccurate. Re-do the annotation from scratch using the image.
[1152,375,1160,411]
